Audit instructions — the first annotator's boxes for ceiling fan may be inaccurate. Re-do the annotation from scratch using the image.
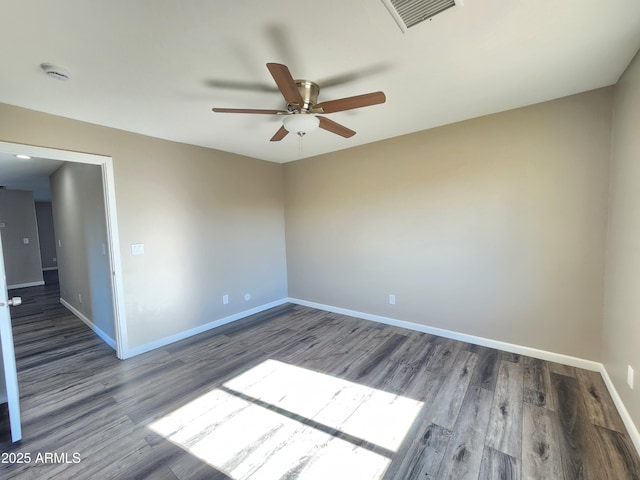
[212,63,386,142]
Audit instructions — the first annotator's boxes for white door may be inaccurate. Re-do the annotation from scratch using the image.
[0,230,21,442]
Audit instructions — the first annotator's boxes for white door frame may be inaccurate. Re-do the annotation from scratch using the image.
[0,229,21,441]
[0,141,129,358]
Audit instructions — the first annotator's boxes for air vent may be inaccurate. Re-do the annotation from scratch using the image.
[382,0,460,32]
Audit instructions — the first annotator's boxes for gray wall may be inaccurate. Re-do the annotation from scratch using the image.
[0,189,44,288]
[602,50,640,431]
[50,163,114,340]
[0,102,288,350]
[284,88,613,361]
[35,201,57,270]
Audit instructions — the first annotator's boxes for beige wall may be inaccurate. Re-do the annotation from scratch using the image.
[285,88,613,361]
[50,163,114,340]
[0,103,288,350]
[0,189,44,287]
[603,50,640,429]
[0,75,636,430]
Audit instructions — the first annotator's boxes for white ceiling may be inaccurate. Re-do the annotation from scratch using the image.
[0,0,639,164]
[0,153,63,201]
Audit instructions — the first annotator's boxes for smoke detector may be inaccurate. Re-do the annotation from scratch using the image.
[40,63,71,81]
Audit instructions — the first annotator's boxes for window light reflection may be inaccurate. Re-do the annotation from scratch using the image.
[149,359,423,480]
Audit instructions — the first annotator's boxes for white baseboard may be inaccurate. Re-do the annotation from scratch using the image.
[123,298,289,359]
[8,281,45,290]
[287,298,601,371]
[599,365,640,456]
[287,297,640,457]
[60,298,117,350]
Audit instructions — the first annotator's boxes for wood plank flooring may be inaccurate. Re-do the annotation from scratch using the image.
[1,278,639,479]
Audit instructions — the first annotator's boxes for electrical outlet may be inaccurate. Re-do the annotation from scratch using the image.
[389,294,396,305]
[628,366,634,390]
[222,295,229,305]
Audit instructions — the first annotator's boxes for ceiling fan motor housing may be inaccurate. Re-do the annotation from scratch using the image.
[290,80,320,112]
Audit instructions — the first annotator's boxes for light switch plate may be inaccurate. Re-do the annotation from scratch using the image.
[131,244,145,255]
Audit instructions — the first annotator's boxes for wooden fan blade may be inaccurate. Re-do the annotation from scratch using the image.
[314,91,386,114]
[266,63,304,106]
[318,116,356,138]
[270,125,289,142]
[212,108,287,114]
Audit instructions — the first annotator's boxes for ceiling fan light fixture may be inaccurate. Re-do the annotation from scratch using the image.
[283,114,320,136]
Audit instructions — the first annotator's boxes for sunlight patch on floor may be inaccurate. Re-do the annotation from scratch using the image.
[149,359,423,479]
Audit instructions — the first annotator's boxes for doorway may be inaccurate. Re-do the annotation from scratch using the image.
[0,142,127,358]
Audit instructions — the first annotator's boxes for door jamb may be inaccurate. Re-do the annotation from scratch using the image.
[0,141,129,358]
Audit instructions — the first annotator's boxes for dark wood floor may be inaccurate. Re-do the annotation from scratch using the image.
[1,277,639,479]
